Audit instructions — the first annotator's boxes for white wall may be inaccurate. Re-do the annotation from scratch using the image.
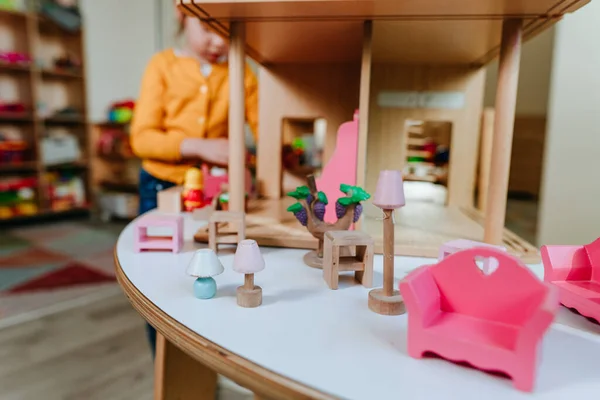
[484,27,555,116]
[538,1,600,245]
[81,0,158,121]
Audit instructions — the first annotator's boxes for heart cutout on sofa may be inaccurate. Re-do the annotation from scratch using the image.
[474,256,499,276]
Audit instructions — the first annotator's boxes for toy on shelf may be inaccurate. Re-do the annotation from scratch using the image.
[233,239,265,308]
[208,211,246,253]
[186,249,225,299]
[368,170,406,316]
[400,247,559,392]
[40,131,81,165]
[182,167,206,212]
[0,176,38,219]
[0,51,32,66]
[323,230,374,290]
[0,131,28,165]
[439,239,506,275]
[107,99,135,124]
[541,238,600,323]
[135,214,183,253]
[0,101,27,115]
[45,172,86,211]
[96,128,132,159]
[287,175,370,269]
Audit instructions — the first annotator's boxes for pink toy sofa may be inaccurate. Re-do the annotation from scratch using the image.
[541,238,600,323]
[400,248,558,392]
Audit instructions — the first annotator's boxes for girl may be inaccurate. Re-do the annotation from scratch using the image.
[130,5,258,354]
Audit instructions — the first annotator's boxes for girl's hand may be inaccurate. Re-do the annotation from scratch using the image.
[180,138,229,166]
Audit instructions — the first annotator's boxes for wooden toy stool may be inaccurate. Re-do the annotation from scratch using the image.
[323,230,374,290]
[135,214,183,253]
[208,211,246,252]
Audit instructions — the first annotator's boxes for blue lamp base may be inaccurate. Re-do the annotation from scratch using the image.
[193,277,217,299]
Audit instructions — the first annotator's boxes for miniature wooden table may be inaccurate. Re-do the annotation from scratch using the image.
[115,211,600,400]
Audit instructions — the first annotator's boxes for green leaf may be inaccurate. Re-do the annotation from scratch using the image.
[287,185,310,199]
[286,203,304,213]
[338,197,353,206]
[297,185,310,197]
[350,187,371,203]
[317,191,328,205]
[339,184,351,194]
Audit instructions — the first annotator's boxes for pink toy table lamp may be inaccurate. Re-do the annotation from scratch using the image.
[233,239,266,308]
[368,170,406,315]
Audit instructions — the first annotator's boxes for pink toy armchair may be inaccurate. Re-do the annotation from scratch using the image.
[400,248,558,392]
[541,237,600,323]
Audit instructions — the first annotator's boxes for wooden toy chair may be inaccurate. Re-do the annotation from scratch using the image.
[400,248,558,392]
[323,230,374,290]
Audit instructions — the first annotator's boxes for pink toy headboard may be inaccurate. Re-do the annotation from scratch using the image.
[430,248,549,326]
[315,110,359,224]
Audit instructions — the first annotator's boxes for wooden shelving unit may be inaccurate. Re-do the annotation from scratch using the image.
[0,5,90,222]
[90,122,140,221]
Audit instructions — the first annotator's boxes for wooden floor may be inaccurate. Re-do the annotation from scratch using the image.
[0,287,251,400]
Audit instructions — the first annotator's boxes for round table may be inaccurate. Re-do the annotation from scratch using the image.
[115,211,600,400]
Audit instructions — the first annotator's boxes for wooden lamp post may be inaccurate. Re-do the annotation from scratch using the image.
[368,170,406,316]
[233,239,266,308]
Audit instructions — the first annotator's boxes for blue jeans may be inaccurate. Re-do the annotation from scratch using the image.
[138,168,176,357]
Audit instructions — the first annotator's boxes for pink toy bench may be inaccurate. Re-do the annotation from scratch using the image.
[400,248,558,392]
[439,239,506,275]
[541,238,600,323]
[135,214,183,253]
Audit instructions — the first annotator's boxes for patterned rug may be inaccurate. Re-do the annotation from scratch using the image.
[0,221,123,323]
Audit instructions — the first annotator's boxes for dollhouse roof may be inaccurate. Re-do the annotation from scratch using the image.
[179,0,590,64]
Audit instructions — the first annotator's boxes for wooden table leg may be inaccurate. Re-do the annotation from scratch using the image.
[154,332,217,400]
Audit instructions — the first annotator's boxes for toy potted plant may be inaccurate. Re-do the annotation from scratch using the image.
[287,175,370,268]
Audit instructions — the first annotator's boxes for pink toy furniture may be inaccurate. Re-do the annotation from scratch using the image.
[541,237,600,323]
[400,247,559,392]
[439,239,506,275]
[135,215,184,253]
[201,164,252,203]
[316,110,359,225]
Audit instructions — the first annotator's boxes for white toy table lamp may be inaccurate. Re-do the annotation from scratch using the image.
[369,170,406,315]
[186,249,224,299]
[233,239,266,308]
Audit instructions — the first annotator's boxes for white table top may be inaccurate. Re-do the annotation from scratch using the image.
[116,211,600,400]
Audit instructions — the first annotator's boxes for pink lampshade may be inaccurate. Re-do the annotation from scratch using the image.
[373,170,406,209]
[233,239,265,274]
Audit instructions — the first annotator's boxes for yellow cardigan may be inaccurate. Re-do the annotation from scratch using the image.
[130,48,258,184]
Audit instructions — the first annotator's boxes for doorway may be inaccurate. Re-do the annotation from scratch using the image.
[402,119,452,205]
[280,117,326,195]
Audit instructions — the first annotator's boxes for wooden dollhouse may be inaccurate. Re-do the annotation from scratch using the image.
[181,0,591,263]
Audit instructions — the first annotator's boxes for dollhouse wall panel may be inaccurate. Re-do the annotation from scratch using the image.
[257,63,360,199]
[366,64,486,208]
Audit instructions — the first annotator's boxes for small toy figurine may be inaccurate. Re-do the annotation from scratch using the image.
[232,239,265,308]
[286,175,370,269]
[186,249,225,299]
[182,167,205,212]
